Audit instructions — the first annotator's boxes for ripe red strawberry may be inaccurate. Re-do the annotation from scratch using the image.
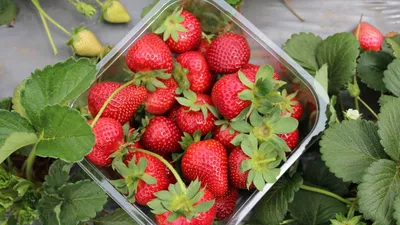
[215,186,239,220]
[228,147,255,190]
[156,9,202,53]
[88,82,147,124]
[211,69,256,120]
[353,21,383,51]
[176,92,218,135]
[141,116,181,156]
[280,91,303,121]
[206,33,250,74]
[86,118,124,166]
[155,187,216,225]
[198,39,211,55]
[167,104,180,122]
[126,33,173,73]
[181,139,228,197]
[242,63,280,80]
[214,125,239,152]
[144,77,178,115]
[278,129,299,150]
[123,151,170,205]
[176,51,213,93]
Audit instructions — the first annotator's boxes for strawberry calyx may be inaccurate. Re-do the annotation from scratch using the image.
[110,155,157,203]
[124,69,171,92]
[175,90,219,119]
[202,32,214,44]
[69,0,97,19]
[215,120,236,135]
[172,61,190,95]
[172,130,202,162]
[278,89,298,115]
[148,179,215,222]
[238,133,283,190]
[230,106,298,155]
[330,214,365,225]
[154,7,188,42]
[233,65,287,121]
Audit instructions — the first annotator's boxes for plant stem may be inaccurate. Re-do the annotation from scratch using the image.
[300,184,352,205]
[95,0,103,6]
[134,148,187,194]
[256,157,277,164]
[31,0,71,36]
[357,96,379,119]
[354,76,360,111]
[23,142,39,181]
[91,79,136,128]
[39,11,58,55]
[284,0,305,22]
[347,200,356,218]
[280,219,296,225]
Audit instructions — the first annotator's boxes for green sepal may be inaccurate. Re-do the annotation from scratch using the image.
[172,62,190,95]
[176,90,218,119]
[129,69,171,92]
[238,70,254,89]
[154,7,187,42]
[231,121,252,133]
[174,130,202,162]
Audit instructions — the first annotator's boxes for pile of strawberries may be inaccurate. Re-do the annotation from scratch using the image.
[84,8,303,225]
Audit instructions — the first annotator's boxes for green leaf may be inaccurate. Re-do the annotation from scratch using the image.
[379,95,397,108]
[43,160,73,194]
[378,97,400,161]
[273,117,298,134]
[328,96,338,126]
[0,110,37,163]
[92,208,137,225]
[38,195,62,225]
[358,159,400,225]
[56,180,108,225]
[357,51,393,92]
[320,120,387,183]
[253,174,303,225]
[283,32,323,75]
[386,38,400,59]
[315,64,328,92]
[384,59,400,97]
[303,159,349,196]
[289,189,348,225]
[0,0,17,25]
[35,105,95,162]
[393,195,400,225]
[0,97,12,111]
[20,58,97,126]
[316,32,360,95]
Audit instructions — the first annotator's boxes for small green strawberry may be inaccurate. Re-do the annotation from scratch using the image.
[67,25,110,58]
[99,0,131,23]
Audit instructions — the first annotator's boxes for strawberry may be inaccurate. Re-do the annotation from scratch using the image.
[228,147,254,190]
[198,39,211,55]
[144,77,178,115]
[242,63,280,80]
[277,129,299,150]
[115,150,170,205]
[101,0,131,23]
[141,116,182,156]
[215,186,239,220]
[181,139,228,197]
[86,118,124,166]
[67,25,110,58]
[88,82,147,124]
[211,69,256,120]
[126,33,173,73]
[279,90,303,121]
[353,21,383,51]
[155,187,216,225]
[155,9,202,53]
[167,104,181,122]
[228,133,284,190]
[206,33,250,74]
[175,91,218,135]
[214,124,239,153]
[176,51,213,94]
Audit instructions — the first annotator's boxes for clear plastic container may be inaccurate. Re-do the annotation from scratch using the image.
[73,0,329,224]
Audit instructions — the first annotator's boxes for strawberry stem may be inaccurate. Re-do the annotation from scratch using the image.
[95,0,103,6]
[91,79,136,128]
[134,148,187,194]
[39,11,58,55]
[22,140,39,181]
[31,0,72,36]
[280,219,296,225]
[354,76,360,111]
[255,157,276,165]
[283,0,304,22]
[357,96,378,119]
[354,14,363,112]
[300,184,352,205]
